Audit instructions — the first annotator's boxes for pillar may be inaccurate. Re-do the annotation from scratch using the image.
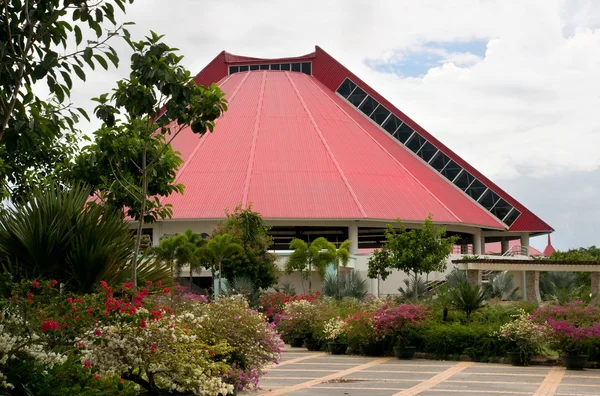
[467,269,482,287]
[525,271,541,303]
[591,273,600,296]
[348,223,358,255]
[520,233,530,257]
[473,229,483,255]
[500,239,509,255]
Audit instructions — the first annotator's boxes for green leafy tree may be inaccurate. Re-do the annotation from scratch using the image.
[0,0,134,201]
[194,233,243,296]
[0,184,133,293]
[367,215,458,301]
[211,206,279,289]
[450,282,487,321]
[153,229,206,282]
[73,32,227,286]
[285,237,336,293]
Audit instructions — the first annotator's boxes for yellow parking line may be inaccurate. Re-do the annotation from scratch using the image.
[532,366,566,396]
[392,361,474,396]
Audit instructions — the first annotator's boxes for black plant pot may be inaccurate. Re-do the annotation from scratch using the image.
[290,337,305,348]
[561,354,588,370]
[393,346,416,360]
[304,338,321,351]
[506,351,526,366]
[359,343,385,357]
[328,342,348,355]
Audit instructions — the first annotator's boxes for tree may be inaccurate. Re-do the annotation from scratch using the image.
[194,234,243,297]
[73,32,227,286]
[367,215,458,301]
[333,240,351,299]
[211,205,279,289]
[0,0,134,201]
[285,237,336,293]
[153,229,206,282]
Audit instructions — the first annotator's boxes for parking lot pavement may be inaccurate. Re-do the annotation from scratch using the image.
[245,347,600,396]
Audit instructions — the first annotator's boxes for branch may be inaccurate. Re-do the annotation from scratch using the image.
[108,160,142,203]
[58,27,122,61]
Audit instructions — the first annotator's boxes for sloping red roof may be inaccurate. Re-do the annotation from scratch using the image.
[164,46,552,233]
[485,240,545,256]
[543,234,556,256]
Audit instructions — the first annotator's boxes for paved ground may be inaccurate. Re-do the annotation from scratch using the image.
[249,347,600,396]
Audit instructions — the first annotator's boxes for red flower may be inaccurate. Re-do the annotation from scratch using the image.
[157,280,162,287]
[32,280,39,288]
[51,279,58,286]
[147,280,153,287]
[42,321,60,332]
[140,318,147,329]
[83,361,91,367]
[67,297,73,304]
[27,293,33,298]
[163,287,170,294]
[122,282,134,290]
[95,329,102,336]
[150,343,157,353]
[93,373,100,380]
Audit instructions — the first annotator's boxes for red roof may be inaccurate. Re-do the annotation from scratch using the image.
[485,240,545,256]
[163,47,552,233]
[543,234,556,256]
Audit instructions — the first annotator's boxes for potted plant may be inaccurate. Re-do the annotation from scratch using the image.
[532,301,600,370]
[344,311,386,356]
[496,309,550,366]
[276,300,317,348]
[372,303,429,360]
[323,317,348,355]
[305,301,336,351]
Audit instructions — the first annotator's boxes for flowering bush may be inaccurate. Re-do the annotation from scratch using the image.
[495,309,551,364]
[372,303,430,345]
[532,301,600,354]
[323,317,347,343]
[258,291,320,322]
[1,279,282,395]
[276,300,318,339]
[343,311,379,346]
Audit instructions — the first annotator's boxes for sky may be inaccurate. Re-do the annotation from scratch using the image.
[63,0,600,252]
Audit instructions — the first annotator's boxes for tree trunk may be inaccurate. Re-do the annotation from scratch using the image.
[218,259,222,298]
[413,271,418,302]
[308,261,312,292]
[131,140,148,289]
[189,263,193,284]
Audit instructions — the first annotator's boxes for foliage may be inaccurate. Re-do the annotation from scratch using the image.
[274,281,296,296]
[397,275,428,302]
[367,215,458,301]
[446,269,467,287]
[73,32,227,285]
[153,229,207,281]
[494,309,551,364]
[485,272,519,301]
[212,206,279,289]
[0,0,134,202]
[258,291,320,322]
[531,301,600,354]
[285,237,336,292]
[322,272,368,301]
[194,233,243,296]
[0,184,136,293]
[343,311,381,347]
[276,299,319,339]
[372,303,430,346]
[1,278,281,395]
[323,317,347,343]
[449,282,487,321]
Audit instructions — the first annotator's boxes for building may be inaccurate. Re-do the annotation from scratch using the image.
[147,46,554,295]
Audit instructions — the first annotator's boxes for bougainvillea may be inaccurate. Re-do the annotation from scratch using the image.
[495,309,551,364]
[258,291,320,322]
[372,303,430,341]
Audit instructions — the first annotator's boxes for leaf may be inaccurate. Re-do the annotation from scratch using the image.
[74,25,82,45]
[105,51,118,67]
[73,64,86,81]
[94,54,108,70]
[76,107,90,122]
[60,71,73,89]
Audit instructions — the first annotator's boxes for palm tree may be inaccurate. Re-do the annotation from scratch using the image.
[174,229,207,282]
[398,275,428,302]
[285,237,336,292]
[194,233,243,297]
[152,236,181,277]
[334,240,351,300]
[485,271,519,301]
[450,282,488,321]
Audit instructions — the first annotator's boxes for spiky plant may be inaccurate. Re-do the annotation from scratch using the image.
[539,272,577,300]
[485,272,520,301]
[397,275,428,302]
[450,282,488,321]
[446,269,467,288]
[322,272,367,300]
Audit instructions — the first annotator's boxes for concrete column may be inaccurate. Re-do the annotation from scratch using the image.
[348,223,358,255]
[473,229,483,255]
[591,273,600,296]
[520,233,530,257]
[500,239,509,255]
[467,269,482,287]
[525,271,541,303]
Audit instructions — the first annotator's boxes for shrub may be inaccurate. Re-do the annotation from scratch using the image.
[343,311,380,347]
[276,300,319,339]
[372,303,430,345]
[450,282,487,321]
[495,309,551,364]
[258,291,320,322]
[322,272,368,300]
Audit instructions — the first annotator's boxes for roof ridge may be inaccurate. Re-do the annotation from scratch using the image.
[171,72,249,186]
[242,72,267,206]
[285,72,368,219]
[305,76,481,226]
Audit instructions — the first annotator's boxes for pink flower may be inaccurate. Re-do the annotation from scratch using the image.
[122,282,134,290]
[93,373,100,380]
[163,287,170,294]
[42,320,60,332]
[83,361,91,367]
[51,279,58,286]
[157,280,162,287]
[147,280,153,286]
[67,297,73,304]
[32,280,39,288]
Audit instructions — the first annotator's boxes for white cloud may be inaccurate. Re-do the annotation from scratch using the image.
[62,0,600,249]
